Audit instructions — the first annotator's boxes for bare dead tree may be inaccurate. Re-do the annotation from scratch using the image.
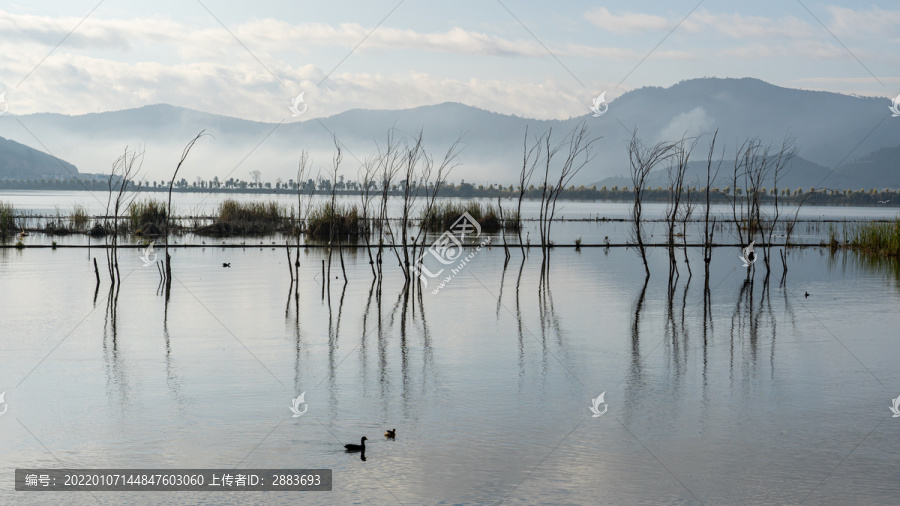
[703,130,723,280]
[725,139,752,250]
[105,147,144,286]
[408,135,463,295]
[679,184,696,279]
[398,131,427,282]
[295,151,314,285]
[517,126,542,256]
[628,130,677,278]
[537,128,562,260]
[543,121,600,274]
[327,136,346,286]
[165,131,207,295]
[742,138,769,247]
[732,136,798,276]
[498,196,510,262]
[375,130,403,283]
[665,135,698,272]
[760,136,796,273]
[359,154,379,278]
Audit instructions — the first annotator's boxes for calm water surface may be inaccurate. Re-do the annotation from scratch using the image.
[2,236,900,504]
[4,189,900,248]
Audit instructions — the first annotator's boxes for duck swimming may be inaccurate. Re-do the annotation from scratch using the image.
[344,436,367,452]
[384,429,395,439]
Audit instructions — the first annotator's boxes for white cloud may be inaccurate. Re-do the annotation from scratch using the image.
[0,8,628,120]
[567,44,697,60]
[826,6,900,39]
[717,40,847,60]
[584,7,669,33]
[682,10,815,39]
[0,10,549,59]
[0,40,600,121]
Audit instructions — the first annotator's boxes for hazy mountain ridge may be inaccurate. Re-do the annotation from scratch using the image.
[0,78,898,188]
[0,136,80,180]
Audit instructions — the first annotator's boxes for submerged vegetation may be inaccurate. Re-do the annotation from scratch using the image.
[0,201,17,236]
[843,219,900,257]
[38,204,94,234]
[71,204,90,231]
[420,201,520,233]
[198,199,288,236]
[306,203,361,240]
[128,198,168,235]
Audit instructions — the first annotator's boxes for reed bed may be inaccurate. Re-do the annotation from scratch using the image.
[306,203,362,240]
[420,201,519,233]
[847,219,900,257]
[197,199,288,236]
[43,204,94,234]
[128,198,168,235]
[71,204,90,231]
[0,201,18,236]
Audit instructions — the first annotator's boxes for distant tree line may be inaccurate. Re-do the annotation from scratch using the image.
[1,175,898,205]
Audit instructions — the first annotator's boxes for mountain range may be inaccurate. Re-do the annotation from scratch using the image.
[0,136,79,180]
[0,77,898,189]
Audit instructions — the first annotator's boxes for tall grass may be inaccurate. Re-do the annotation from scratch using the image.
[198,199,288,236]
[45,204,90,233]
[306,203,361,240]
[420,201,519,233]
[128,198,168,234]
[71,204,90,231]
[0,201,17,236]
[218,199,284,222]
[847,219,900,257]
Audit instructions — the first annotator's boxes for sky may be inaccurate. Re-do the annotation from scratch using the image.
[0,0,898,122]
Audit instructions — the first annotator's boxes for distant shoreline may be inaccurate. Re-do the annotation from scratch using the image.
[1,180,898,206]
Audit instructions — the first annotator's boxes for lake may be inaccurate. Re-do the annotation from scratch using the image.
[1,193,900,504]
[3,189,900,248]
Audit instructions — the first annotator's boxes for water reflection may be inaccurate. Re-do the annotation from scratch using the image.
[515,257,526,389]
[830,249,900,289]
[625,261,796,423]
[326,281,348,419]
[102,285,129,413]
[163,292,190,412]
[727,273,785,387]
[6,243,900,504]
[285,276,306,398]
[662,270,688,391]
[622,276,649,427]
